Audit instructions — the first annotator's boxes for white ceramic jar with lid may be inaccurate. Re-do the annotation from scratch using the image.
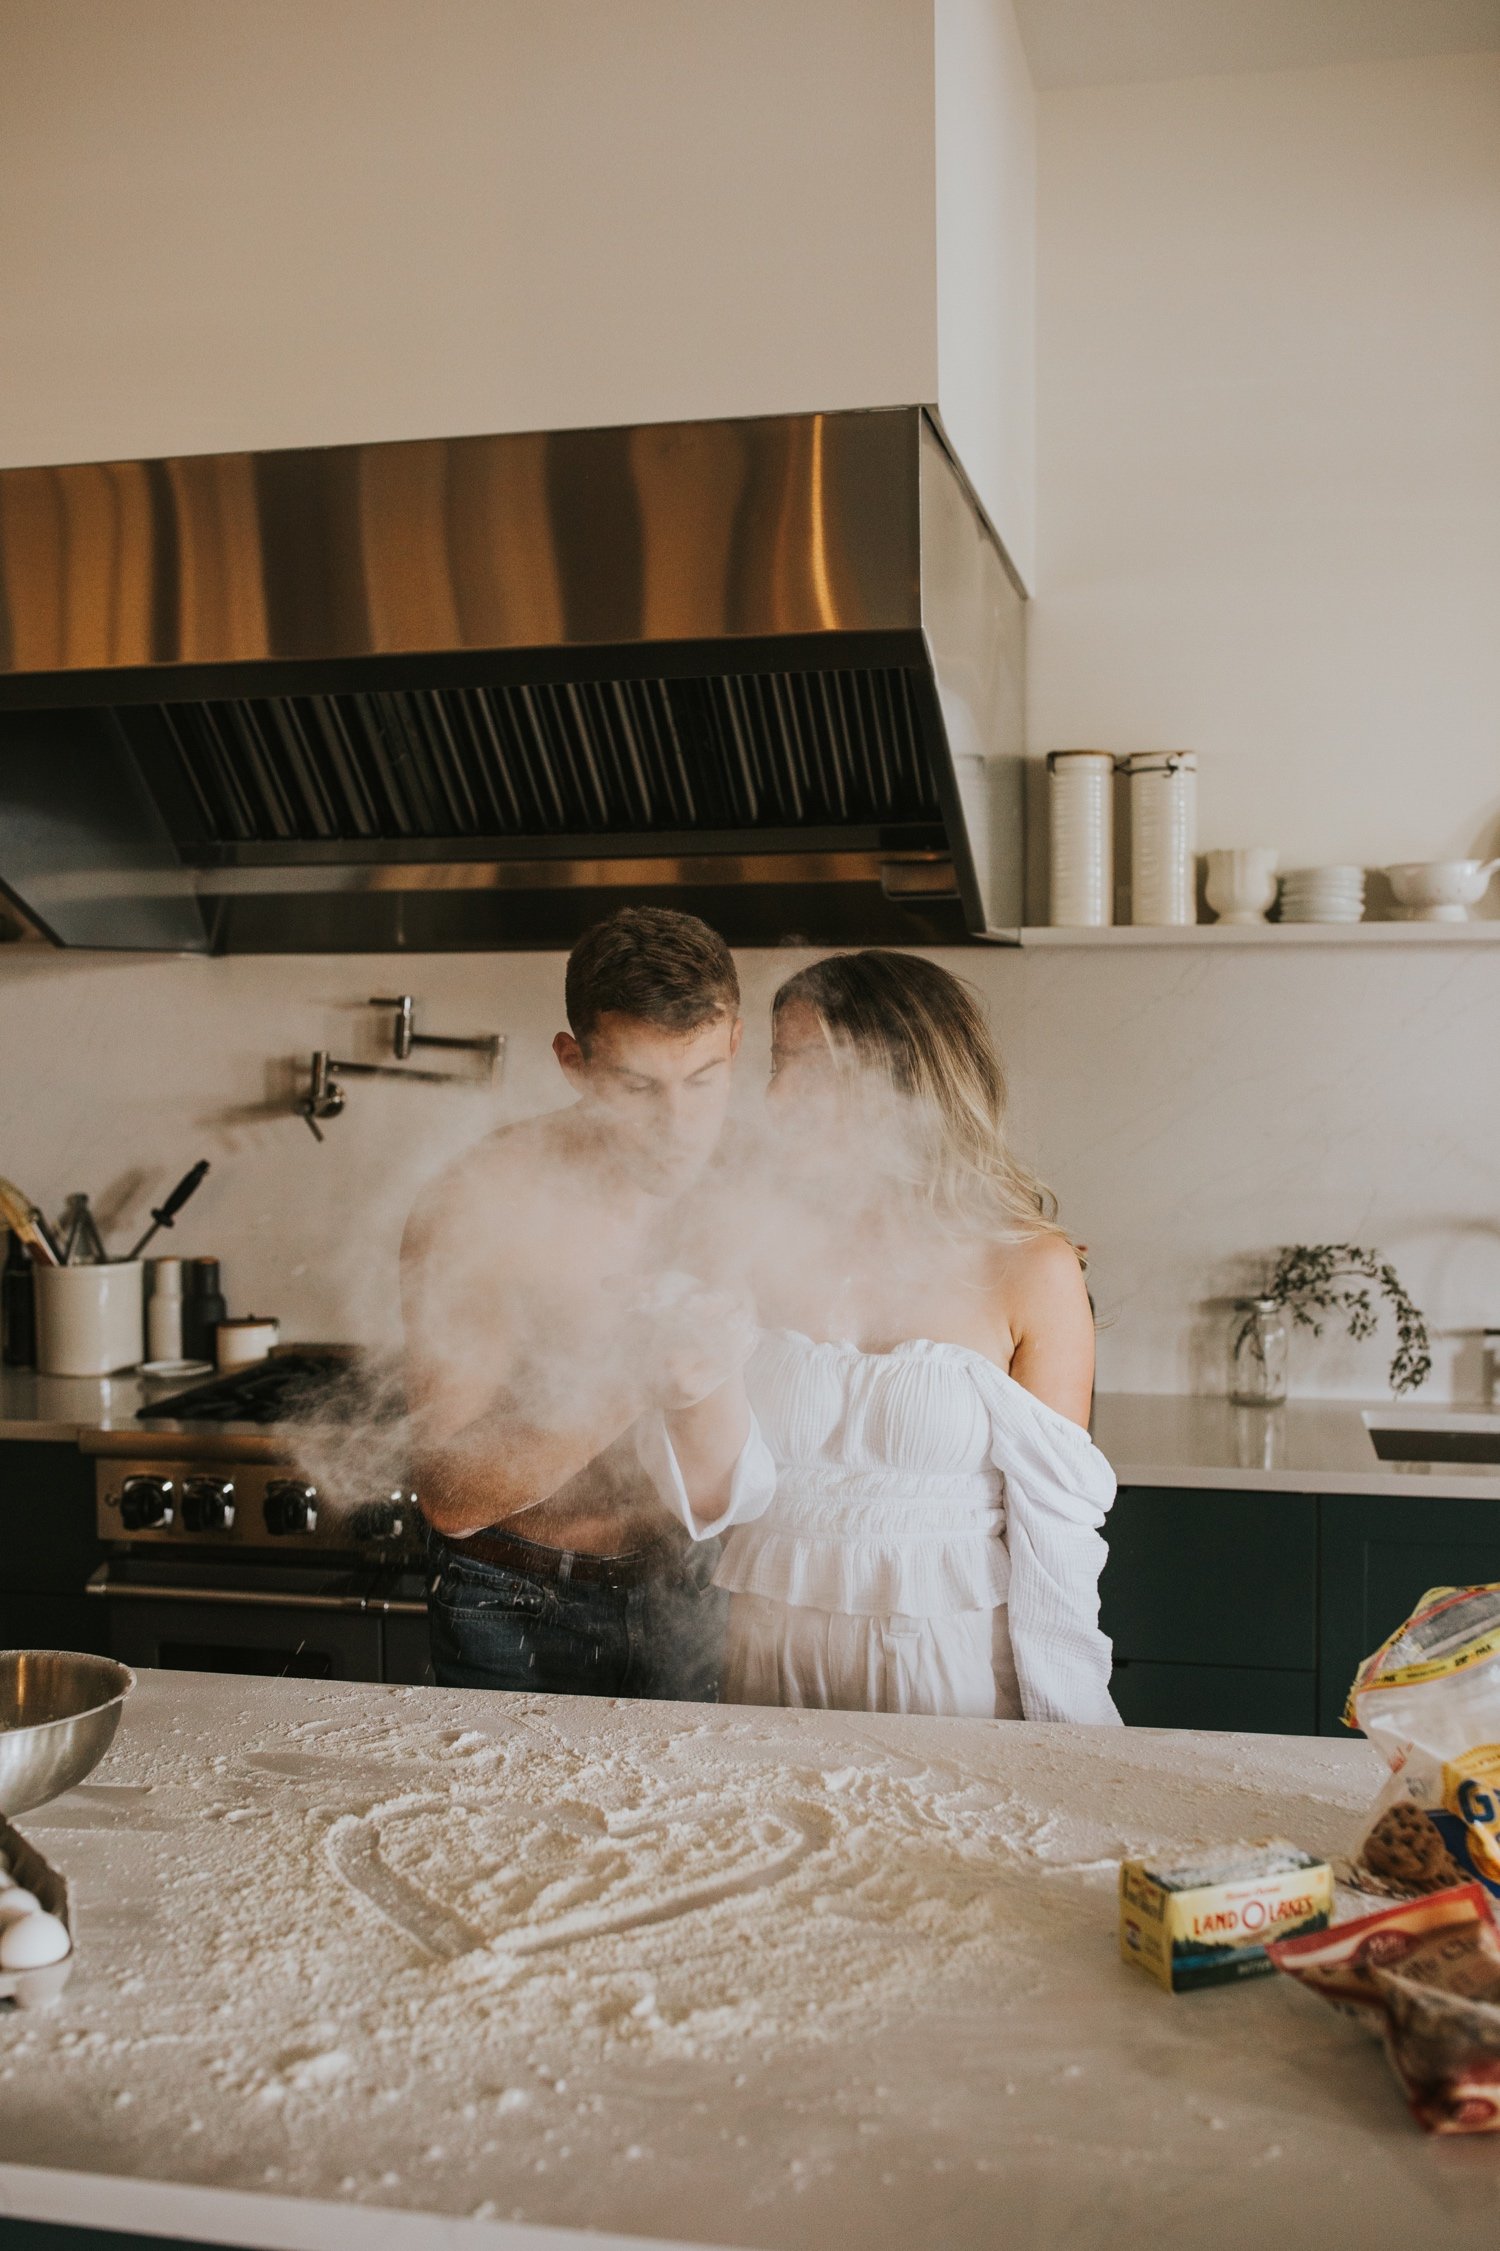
[1047,751,1116,926]
[1124,752,1198,925]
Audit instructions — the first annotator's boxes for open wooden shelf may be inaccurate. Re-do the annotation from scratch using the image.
[1012,922,1500,948]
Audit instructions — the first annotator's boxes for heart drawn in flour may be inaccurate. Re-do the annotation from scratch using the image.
[326,1789,829,1962]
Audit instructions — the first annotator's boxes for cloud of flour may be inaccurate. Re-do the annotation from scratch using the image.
[273,948,1039,1565]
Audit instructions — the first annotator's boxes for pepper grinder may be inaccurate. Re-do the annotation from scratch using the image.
[181,1257,227,1364]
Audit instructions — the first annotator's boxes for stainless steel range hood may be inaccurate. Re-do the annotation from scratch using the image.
[0,408,1023,951]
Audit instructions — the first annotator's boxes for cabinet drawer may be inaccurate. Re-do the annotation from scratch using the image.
[0,1439,101,1591]
[1319,1494,1500,1733]
[1101,1487,1317,1670]
[1111,1660,1316,1735]
[0,1590,108,1658]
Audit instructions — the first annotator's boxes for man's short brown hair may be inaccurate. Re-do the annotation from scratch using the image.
[565,907,739,1043]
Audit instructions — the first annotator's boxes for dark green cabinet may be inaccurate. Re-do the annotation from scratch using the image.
[1110,1660,1317,1735]
[1102,1486,1318,1735]
[1105,1483,1500,1738]
[1318,1493,1500,1735]
[0,1439,108,1656]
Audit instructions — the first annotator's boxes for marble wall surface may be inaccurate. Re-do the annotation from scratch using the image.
[0,939,1495,1401]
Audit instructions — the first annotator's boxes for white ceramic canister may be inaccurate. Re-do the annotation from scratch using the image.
[1124,752,1198,926]
[34,1262,145,1377]
[215,1316,279,1372]
[1047,750,1116,926]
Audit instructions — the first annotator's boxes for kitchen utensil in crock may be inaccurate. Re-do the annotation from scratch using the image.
[0,1180,61,1267]
[125,1158,210,1262]
[59,1193,109,1266]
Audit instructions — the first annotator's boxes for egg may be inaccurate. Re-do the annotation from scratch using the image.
[0,1888,41,1925]
[0,1910,70,1970]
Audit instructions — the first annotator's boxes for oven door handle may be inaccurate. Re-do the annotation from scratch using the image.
[85,1566,427,1616]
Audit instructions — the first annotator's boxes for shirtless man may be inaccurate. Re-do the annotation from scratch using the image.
[403,906,764,1702]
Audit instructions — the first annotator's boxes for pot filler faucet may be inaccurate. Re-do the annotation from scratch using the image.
[299,996,505,1141]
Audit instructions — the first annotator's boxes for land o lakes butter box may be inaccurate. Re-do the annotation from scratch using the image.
[1119,1840,1333,1993]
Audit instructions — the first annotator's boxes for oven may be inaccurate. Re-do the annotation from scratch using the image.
[88,1555,428,1683]
[81,1352,432,1686]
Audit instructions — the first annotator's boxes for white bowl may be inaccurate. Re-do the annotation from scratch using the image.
[1383,859,1500,921]
[1205,847,1279,925]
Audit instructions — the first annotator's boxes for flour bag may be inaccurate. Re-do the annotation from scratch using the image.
[1347,1585,1500,1901]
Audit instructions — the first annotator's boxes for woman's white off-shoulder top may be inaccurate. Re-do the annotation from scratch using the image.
[641,1329,1121,1725]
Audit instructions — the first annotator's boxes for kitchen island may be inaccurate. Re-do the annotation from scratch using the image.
[2,1671,1494,2251]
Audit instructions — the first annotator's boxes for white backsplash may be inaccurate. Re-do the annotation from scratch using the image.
[0,940,1495,1403]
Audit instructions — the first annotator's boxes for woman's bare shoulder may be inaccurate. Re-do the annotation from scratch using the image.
[983,1230,1089,1324]
[981,1232,1094,1424]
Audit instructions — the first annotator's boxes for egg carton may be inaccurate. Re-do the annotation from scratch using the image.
[0,1814,74,2010]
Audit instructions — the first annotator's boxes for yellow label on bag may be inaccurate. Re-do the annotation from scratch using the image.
[1444,1745,1500,1883]
[1345,1585,1500,1727]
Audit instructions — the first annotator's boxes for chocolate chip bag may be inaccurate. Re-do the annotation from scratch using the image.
[1270,1884,1500,2133]
[1346,1585,1500,1903]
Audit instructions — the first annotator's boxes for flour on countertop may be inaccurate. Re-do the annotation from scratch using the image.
[0,1679,1387,2245]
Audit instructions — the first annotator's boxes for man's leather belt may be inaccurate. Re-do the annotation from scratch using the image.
[437,1522,680,1591]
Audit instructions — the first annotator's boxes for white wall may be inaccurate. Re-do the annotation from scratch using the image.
[1,941,1494,1403]
[0,0,1044,594]
[1029,53,1500,882]
[934,0,1037,586]
[0,0,937,467]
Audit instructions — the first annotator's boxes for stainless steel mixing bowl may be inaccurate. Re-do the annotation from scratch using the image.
[0,1651,135,1815]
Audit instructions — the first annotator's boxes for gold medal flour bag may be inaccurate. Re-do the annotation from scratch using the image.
[1347,1585,1500,1903]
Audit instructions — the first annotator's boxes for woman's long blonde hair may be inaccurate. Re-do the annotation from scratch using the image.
[773,950,1065,1246]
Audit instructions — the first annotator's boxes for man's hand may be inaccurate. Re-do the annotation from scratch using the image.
[636,1271,758,1411]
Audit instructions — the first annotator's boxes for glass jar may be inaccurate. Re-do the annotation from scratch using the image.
[1230,1297,1289,1406]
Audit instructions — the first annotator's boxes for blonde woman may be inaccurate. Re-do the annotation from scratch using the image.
[646,950,1120,1724]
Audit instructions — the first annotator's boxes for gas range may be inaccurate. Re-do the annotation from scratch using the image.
[80,1349,431,1684]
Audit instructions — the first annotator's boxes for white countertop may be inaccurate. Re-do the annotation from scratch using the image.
[1,1670,1494,2251]
[0,1364,156,1442]
[1090,1391,1500,1500]
[6,1367,1500,1499]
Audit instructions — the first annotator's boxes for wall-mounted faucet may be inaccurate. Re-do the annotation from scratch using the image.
[297,1001,506,1141]
[299,1051,346,1143]
[369,995,504,1073]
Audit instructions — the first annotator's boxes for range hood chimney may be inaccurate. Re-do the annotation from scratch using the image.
[0,408,1023,952]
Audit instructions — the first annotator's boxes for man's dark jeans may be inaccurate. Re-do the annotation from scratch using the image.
[427,1528,728,1703]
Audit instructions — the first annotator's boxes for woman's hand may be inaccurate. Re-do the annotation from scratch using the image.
[638,1272,758,1412]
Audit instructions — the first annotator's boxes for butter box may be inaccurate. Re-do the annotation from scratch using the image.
[1119,1840,1333,1993]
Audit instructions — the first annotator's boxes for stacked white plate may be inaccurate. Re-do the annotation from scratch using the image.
[1277,866,1365,923]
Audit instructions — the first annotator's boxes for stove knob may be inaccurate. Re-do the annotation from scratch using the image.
[180,1477,236,1533]
[263,1480,319,1536]
[350,1493,408,1546]
[119,1476,175,1531]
